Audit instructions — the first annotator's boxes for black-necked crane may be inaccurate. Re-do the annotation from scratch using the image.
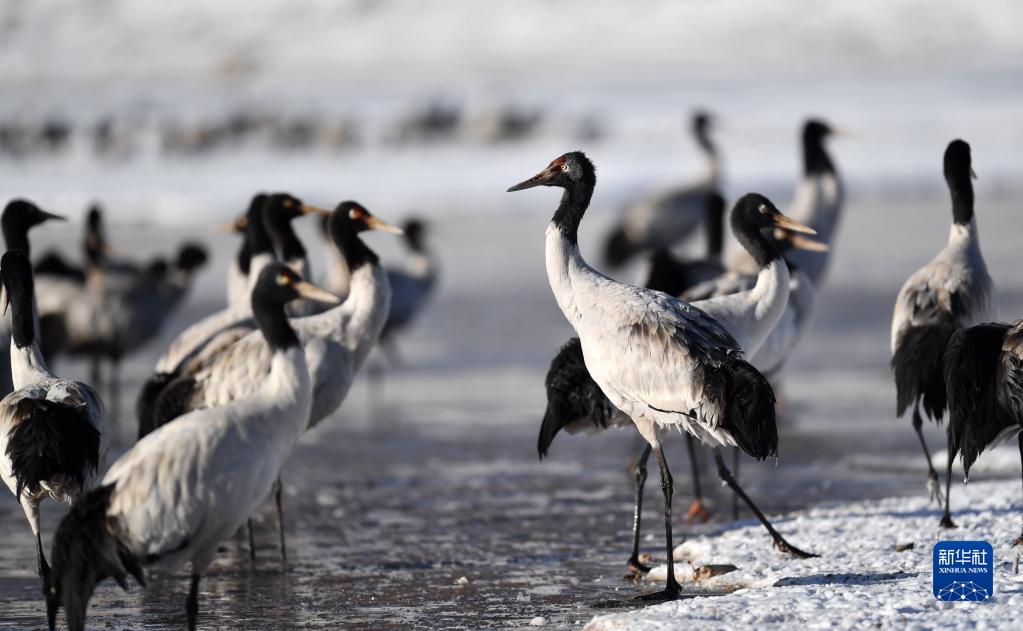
[45,263,340,631]
[728,119,844,287]
[0,250,107,595]
[890,139,996,525]
[511,152,815,600]
[143,202,401,558]
[603,111,720,268]
[538,190,824,576]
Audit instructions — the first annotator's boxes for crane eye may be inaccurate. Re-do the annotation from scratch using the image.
[560,164,569,172]
[759,204,768,214]
[276,273,290,286]
[283,199,295,209]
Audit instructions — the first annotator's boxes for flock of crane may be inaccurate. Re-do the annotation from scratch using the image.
[0,110,1018,628]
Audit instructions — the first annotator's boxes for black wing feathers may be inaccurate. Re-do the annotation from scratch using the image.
[538,338,619,459]
[945,323,1017,476]
[5,398,99,500]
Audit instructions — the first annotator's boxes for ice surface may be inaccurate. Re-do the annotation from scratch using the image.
[586,479,1023,630]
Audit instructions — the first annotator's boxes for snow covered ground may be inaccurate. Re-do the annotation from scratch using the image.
[586,479,1023,630]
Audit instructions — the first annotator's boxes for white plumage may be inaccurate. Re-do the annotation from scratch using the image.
[47,263,338,631]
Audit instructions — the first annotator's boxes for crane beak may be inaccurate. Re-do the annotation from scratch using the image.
[507,166,557,192]
[293,279,343,305]
[771,213,816,235]
[785,231,829,252]
[1,286,8,317]
[210,216,247,235]
[829,126,852,137]
[300,204,332,217]
[365,215,405,234]
[39,210,67,222]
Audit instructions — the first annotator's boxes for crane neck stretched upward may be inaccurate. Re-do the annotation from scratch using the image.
[1,224,29,257]
[268,217,306,263]
[236,235,252,275]
[3,263,52,386]
[948,171,974,226]
[551,174,596,246]
[331,222,379,272]
[252,292,300,352]
[803,133,835,176]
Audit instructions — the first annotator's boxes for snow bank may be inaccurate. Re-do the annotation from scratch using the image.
[586,480,1023,629]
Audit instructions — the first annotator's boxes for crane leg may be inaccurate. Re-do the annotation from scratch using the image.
[1014,432,1023,548]
[21,497,49,588]
[731,447,741,521]
[683,434,710,523]
[274,477,287,563]
[627,443,652,575]
[247,519,257,561]
[712,448,818,559]
[185,573,201,631]
[939,430,957,529]
[636,446,682,601]
[911,402,944,505]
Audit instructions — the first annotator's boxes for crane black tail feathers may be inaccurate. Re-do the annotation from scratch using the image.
[602,224,639,268]
[538,338,616,459]
[48,484,144,631]
[944,323,1015,477]
[892,319,955,422]
[5,399,100,501]
[136,372,175,440]
[715,357,778,461]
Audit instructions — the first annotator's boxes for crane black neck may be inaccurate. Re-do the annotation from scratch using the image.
[552,178,595,245]
[695,126,716,158]
[4,264,36,350]
[252,292,300,351]
[1,224,30,258]
[248,210,275,258]
[948,171,974,226]
[236,234,252,275]
[331,221,378,271]
[270,220,306,263]
[734,225,781,269]
[803,135,835,176]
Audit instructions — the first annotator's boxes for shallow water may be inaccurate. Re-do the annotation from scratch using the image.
[2,198,1023,629]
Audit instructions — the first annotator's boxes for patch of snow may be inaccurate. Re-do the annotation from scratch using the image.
[585,480,1023,629]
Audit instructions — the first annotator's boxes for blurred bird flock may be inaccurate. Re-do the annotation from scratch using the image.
[2,1,1023,630]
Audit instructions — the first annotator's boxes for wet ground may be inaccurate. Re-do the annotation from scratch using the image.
[2,199,1023,629]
